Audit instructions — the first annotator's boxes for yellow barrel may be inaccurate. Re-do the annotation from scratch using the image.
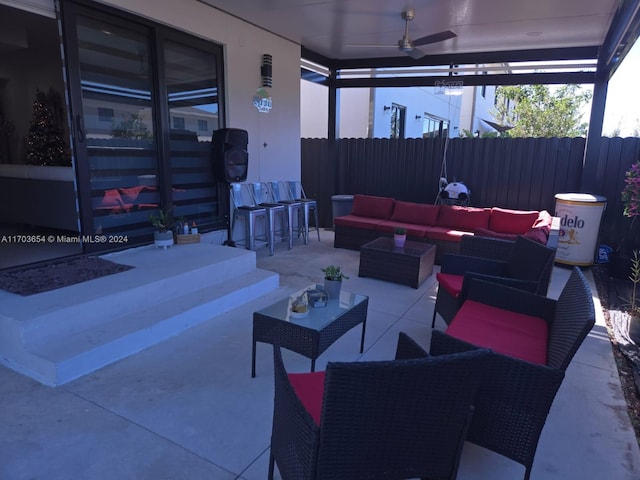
[554,193,607,266]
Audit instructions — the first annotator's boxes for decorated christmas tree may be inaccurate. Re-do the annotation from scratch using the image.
[25,88,71,166]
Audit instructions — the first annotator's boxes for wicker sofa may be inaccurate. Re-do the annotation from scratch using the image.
[333,194,558,264]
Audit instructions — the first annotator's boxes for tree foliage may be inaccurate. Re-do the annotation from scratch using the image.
[491,84,592,138]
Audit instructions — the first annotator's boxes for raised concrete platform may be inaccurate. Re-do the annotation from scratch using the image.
[0,240,279,386]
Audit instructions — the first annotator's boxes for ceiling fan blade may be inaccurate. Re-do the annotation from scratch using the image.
[407,47,427,59]
[345,44,398,48]
[413,30,456,46]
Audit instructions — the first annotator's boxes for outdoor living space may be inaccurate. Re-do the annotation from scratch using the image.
[0,228,638,479]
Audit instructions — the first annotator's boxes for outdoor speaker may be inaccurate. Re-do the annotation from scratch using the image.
[212,128,249,182]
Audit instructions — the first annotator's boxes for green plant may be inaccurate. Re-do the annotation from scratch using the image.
[616,162,640,254]
[322,265,349,281]
[394,227,406,235]
[149,208,180,232]
[629,250,640,315]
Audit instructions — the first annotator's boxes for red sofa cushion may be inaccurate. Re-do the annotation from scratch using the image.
[446,300,548,365]
[436,272,463,297]
[288,371,325,425]
[489,207,540,234]
[350,194,395,219]
[437,206,491,231]
[390,201,440,226]
[375,220,431,237]
[424,226,471,243]
[334,215,380,230]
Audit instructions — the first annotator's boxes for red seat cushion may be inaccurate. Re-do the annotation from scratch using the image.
[288,371,326,425]
[446,300,548,365]
[333,215,380,230]
[436,272,464,298]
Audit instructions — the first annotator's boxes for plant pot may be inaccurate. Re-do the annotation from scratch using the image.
[154,230,174,250]
[394,234,406,248]
[324,278,342,299]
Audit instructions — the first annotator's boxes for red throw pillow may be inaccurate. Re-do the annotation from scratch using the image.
[390,201,440,226]
[524,227,549,244]
[437,205,491,231]
[489,207,540,234]
[350,194,395,219]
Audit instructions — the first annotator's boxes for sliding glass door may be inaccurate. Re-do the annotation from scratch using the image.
[60,1,225,251]
[163,38,220,229]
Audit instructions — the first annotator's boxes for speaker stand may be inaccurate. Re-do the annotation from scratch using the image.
[222,182,236,247]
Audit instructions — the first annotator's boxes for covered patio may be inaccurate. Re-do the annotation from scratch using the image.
[0,229,637,479]
[1,1,640,478]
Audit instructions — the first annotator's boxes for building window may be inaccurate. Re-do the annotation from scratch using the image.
[198,119,208,131]
[422,113,449,138]
[390,103,406,139]
[173,117,185,129]
[98,107,114,122]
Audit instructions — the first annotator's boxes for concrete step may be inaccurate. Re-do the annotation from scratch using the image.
[0,242,279,386]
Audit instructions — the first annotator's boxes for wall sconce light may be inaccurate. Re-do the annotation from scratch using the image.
[261,54,273,87]
[383,105,391,111]
[415,115,422,120]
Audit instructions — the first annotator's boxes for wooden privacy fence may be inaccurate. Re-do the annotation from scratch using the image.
[301,136,640,251]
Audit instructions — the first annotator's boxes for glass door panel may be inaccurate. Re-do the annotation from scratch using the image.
[164,39,221,231]
[75,14,160,236]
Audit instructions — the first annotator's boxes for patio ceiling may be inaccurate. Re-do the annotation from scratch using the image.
[197,0,639,73]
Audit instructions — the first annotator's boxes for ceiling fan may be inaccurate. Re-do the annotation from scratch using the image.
[347,8,456,59]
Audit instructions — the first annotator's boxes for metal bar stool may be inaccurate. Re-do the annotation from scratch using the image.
[287,180,320,243]
[267,181,304,248]
[251,182,288,251]
[230,183,272,255]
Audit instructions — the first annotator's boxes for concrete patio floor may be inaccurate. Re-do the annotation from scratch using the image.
[0,229,639,479]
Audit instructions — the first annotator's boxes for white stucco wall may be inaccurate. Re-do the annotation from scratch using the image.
[98,0,302,183]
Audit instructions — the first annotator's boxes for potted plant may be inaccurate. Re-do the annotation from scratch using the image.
[394,227,407,247]
[322,265,349,299]
[149,208,179,249]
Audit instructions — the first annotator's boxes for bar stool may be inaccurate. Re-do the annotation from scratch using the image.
[230,183,272,255]
[251,182,289,250]
[287,180,320,243]
[267,181,304,248]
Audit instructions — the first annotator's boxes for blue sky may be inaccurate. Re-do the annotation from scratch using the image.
[603,40,640,136]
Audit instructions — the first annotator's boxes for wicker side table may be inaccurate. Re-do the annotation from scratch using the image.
[252,286,368,377]
[359,237,436,288]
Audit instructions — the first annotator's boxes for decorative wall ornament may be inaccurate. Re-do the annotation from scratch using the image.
[252,88,272,113]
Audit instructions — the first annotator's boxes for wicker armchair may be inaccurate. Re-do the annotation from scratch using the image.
[432,234,556,328]
[268,333,490,480]
[429,267,596,480]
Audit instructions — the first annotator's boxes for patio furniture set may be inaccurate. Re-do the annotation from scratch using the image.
[251,192,596,479]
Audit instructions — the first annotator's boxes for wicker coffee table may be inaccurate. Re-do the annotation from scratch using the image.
[252,285,368,377]
[359,237,436,288]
